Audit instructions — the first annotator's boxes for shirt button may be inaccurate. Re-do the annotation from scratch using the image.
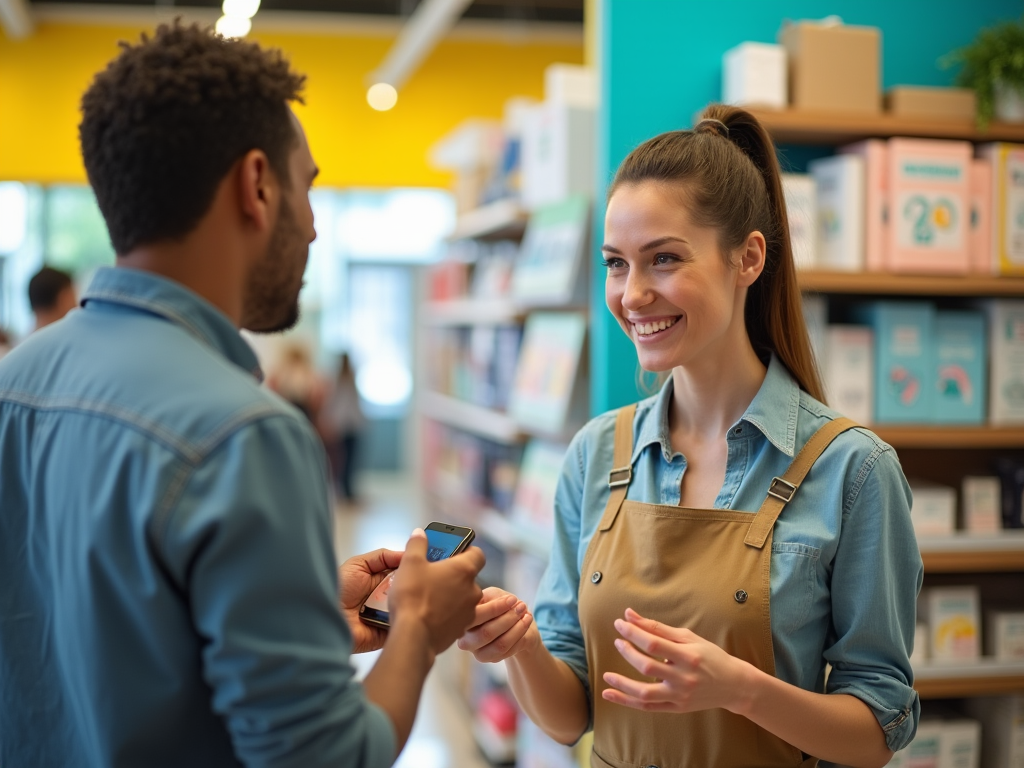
[591,571,602,584]
[644,764,660,768]
[734,589,748,603]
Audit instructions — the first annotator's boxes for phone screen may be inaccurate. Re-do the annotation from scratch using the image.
[362,529,466,613]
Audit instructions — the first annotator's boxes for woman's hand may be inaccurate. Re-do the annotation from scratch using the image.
[601,608,756,714]
[457,586,538,663]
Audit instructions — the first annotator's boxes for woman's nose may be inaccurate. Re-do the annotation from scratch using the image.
[621,270,653,310]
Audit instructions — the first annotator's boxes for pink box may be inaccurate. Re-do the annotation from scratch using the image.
[840,139,888,271]
[887,138,972,274]
[977,143,1024,276]
[970,159,994,274]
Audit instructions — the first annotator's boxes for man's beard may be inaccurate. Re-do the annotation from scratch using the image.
[242,196,306,334]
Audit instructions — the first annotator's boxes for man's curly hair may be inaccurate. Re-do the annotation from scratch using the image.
[79,22,306,255]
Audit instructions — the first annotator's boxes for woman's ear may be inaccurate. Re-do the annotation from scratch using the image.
[736,230,766,288]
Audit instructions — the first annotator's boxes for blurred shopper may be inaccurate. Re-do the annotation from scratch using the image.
[267,339,325,423]
[324,352,366,503]
[0,23,483,768]
[0,328,12,360]
[28,265,77,330]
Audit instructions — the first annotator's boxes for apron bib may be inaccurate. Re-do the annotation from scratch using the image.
[578,404,855,768]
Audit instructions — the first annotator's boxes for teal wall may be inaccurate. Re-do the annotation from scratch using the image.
[590,0,1024,415]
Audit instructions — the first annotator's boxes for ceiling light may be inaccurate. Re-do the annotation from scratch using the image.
[215,14,251,38]
[367,83,399,112]
[222,0,260,19]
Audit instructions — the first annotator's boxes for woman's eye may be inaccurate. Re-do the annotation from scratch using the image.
[654,253,678,265]
[601,258,626,270]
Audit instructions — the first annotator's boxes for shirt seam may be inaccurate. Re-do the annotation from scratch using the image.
[842,441,889,518]
[85,287,212,347]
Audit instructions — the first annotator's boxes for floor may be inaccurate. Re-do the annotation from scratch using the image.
[333,472,493,768]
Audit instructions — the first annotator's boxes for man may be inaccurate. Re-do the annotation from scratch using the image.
[0,23,484,768]
[27,264,78,330]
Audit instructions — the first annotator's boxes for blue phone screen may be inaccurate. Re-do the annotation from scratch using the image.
[425,529,466,562]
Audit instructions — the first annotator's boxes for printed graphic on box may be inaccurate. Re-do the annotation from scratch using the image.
[978,143,1024,274]
[933,311,986,424]
[861,302,934,423]
[810,154,865,271]
[925,587,981,661]
[988,300,1024,424]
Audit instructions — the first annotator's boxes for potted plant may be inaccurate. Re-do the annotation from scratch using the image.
[944,17,1024,126]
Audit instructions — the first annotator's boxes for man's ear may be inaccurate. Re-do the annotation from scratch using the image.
[737,230,766,288]
[237,149,276,233]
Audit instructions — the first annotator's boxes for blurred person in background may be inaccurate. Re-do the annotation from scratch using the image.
[0,329,12,360]
[267,339,325,423]
[28,265,77,331]
[323,352,365,503]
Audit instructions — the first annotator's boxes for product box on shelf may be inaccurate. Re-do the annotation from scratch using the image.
[921,586,982,662]
[512,195,589,306]
[887,138,972,274]
[885,86,976,121]
[520,101,595,211]
[912,622,929,665]
[802,294,828,365]
[963,696,1024,768]
[939,720,982,768]
[994,456,1024,529]
[779,20,880,114]
[970,159,993,274]
[781,173,817,269]
[933,310,986,424]
[510,439,568,536]
[910,481,957,537]
[722,42,787,109]
[859,302,935,423]
[428,119,505,214]
[544,63,597,109]
[961,475,1002,532]
[821,325,873,425]
[838,139,888,271]
[892,721,942,768]
[987,300,1024,424]
[986,612,1024,661]
[810,153,865,271]
[976,143,1024,276]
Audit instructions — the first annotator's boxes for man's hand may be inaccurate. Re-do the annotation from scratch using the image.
[338,547,403,654]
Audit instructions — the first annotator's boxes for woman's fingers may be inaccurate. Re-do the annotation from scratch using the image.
[471,612,534,663]
[612,638,674,680]
[466,591,518,629]
[613,619,681,664]
[459,601,529,652]
[601,671,673,704]
[601,685,678,712]
[623,608,694,644]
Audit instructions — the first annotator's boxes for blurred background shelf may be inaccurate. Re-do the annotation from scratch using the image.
[797,270,1024,297]
[918,531,1024,572]
[422,298,527,326]
[420,391,525,444]
[914,660,1024,698]
[869,426,1024,449]
[449,199,529,242]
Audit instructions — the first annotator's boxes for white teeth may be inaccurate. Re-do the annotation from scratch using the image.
[643,323,653,335]
[634,317,678,336]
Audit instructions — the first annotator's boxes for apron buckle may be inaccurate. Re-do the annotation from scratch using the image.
[767,476,798,503]
[608,466,632,488]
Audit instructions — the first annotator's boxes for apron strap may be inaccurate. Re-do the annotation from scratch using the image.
[744,417,859,549]
[598,403,638,532]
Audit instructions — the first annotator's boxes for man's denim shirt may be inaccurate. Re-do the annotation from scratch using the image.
[0,267,395,768]
[534,356,923,755]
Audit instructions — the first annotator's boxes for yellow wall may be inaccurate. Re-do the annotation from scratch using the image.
[0,22,582,187]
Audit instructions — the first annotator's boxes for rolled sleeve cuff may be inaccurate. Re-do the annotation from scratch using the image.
[828,680,919,752]
[362,700,398,768]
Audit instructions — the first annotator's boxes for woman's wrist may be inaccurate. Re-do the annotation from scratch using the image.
[724,656,764,718]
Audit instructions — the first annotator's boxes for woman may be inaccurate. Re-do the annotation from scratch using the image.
[323,353,365,502]
[458,105,922,768]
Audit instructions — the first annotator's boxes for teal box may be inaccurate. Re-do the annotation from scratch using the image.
[859,302,935,424]
[933,311,986,424]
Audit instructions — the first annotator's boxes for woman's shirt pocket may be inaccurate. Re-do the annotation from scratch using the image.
[770,541,822,635]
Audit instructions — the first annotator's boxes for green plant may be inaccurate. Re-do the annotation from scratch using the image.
[943,17,1024,127]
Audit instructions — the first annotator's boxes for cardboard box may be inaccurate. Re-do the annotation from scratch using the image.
[822,325,873,424]
[905,722,944,768]
[723,42,787,109]
[860,301,935,423]
[987,300,1024,424]
[976,143,1024,276]
[886,86,977,120]
[782,173,817,268]
[962,476,1002,532]
[910,481,957,537]
[544,63,597,109]
[810,154,865,271]
[520,102,595,211]
[963,696,1024,768]
[780,21,880,113]
[933,311,986,424]
[922,586,981,662]
[839,140,888,271]
[912,621,930,665]
[971,159,995,273]
[940,720,982,768]
[887,138,973,274]
[986,612,1024,661]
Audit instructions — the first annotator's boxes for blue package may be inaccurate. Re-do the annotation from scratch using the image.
[933,310,986,424]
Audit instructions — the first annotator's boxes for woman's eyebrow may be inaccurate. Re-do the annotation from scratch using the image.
[601,236,689,254]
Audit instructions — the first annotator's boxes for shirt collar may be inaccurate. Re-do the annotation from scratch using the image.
[631,355,801,464]
[81,266,263,381]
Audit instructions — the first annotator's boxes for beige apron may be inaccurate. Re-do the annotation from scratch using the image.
[578,404,856,768]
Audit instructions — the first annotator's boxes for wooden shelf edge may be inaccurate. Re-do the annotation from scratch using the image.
[869,426,1024,449]
[798,270,1024,297]
[914,661,1024,698]
[422,298,526,326]
[449,199,528,241]
[420,391,525,444]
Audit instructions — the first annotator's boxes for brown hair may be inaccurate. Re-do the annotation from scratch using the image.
[608,103,825,403]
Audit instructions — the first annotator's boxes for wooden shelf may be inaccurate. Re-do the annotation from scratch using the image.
[798,270,1024,297]
[449,199,528,242]
[419,391,525,444]
[870,426,1024,449]
[422,298,526,326]
[914,659,1024,698]
[748,107,1024,145]
[918,531,1024,572]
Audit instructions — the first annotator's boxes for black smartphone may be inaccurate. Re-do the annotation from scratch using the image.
[358,522,476,629]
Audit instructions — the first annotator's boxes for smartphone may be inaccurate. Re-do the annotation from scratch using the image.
[358,522,476,629]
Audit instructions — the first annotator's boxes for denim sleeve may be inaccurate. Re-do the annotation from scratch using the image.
[824,443,922,752]
[533,429,592,721]
[156,415,396,768]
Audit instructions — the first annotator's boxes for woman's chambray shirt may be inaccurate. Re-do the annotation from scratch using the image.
[533,356,922,757]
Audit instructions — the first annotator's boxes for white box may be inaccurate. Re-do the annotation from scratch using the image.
[907,722,944,768]
[839,139,888,271]
[520,102,595,211]
[822,325,873,424]
[964,696,1024,768]
[911,621,930,665]
[544,63,597,109]
[910,482,957,537]
[962,476,1002,532]
[940,720,982,768]
[987,612,1024,661]
[723,42,787,109]
[922,586,981,662]
[988,300,1024,425]
[810,153,866,271]
[783,173,818,269]
[803,294,828,368]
